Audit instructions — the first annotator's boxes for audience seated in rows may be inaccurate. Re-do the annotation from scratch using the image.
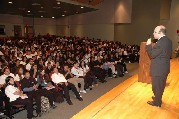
[0,35,140,118]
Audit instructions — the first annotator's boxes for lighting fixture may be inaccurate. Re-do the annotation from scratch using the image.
[8,1,13,4]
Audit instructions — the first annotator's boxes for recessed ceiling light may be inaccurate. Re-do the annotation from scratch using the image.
[41,16,43,18]
[62,15,65,17]
[52,17,55,18]
[28,11,30,13]
[41,6,43,9]
[57,2,60,5]
[81,6,84,9]
[8,1,13,4]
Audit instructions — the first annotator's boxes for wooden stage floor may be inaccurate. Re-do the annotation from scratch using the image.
[72,59,179,119]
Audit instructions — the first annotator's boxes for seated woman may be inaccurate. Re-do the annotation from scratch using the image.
[79,61,94,90]
[5,76,34,119]
[14,66,24,82]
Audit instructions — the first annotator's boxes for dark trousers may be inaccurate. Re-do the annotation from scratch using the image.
[26,91,41,114]
[84,72,94,89]
[116,63,124,76]
[11,98,33,119]
[152,75,167,106]
[93,67,106,82]
[0,91,4,112]
[40,89,55,106]
[26,89,55,114]
[58,82,80,101]
[117,62,127,72]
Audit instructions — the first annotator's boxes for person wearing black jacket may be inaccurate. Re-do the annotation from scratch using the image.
[20,71,56,117]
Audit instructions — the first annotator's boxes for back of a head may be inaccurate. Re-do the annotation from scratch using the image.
[159,25,166,35]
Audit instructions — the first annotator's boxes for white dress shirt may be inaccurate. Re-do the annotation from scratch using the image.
[0,73,15,84]
[5,85,20,102]
[26,63,32,71]
[14,74,24,81]
[51,73,67,84]
[71,67,83,78]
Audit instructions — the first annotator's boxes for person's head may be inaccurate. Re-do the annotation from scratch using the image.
[73,62,79,68]
[16,66,24,75]
[47,62,51,68]
[16,59,20,66]
[24,71,30,79]
[29,58,34,65]
[40,70,45,75]
[5,76,14,85]
[47,57,51,61]
[80,61,85,67]
[3,67,10,75]
[53,67,59,73]
[32,64,38,70]
[39,59,43,65]
[26,50,31,55]
[18,52,23,57]
[64,65,69,71]
[153,25,166,39]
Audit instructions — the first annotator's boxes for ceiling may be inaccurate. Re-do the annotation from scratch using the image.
[0,0,103,18]
[72,0,104,6]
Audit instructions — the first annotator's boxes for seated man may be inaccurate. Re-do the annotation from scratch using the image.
[51,67,83,105]
[89,57,107,83]
[0,67,15,86]
[20,71,56,117]
[5,76,34,119]
[116,57,128,75]
[70,63,86,93]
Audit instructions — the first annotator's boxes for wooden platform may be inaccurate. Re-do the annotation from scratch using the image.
[72,59,179,119]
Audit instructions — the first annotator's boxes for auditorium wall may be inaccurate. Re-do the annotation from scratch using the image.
[0,14,57,37]
[56,0,132,41]
[114,0,160,45]
[0,14,24,37]
[160,0,179,51]
[23,17,57,35]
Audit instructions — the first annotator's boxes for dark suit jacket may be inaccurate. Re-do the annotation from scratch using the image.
[146,36,172,76]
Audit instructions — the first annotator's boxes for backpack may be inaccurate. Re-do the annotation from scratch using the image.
[41,96,50,113]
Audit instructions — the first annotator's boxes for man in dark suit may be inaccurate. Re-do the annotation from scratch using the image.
[146,25,172,107]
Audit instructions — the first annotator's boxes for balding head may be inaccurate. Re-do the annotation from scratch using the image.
[153,25,166,39]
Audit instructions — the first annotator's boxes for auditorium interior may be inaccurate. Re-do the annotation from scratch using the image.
[0,0,179,119]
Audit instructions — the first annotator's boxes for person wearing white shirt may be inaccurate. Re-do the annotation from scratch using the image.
[26,59,34,71]
[0,67,15,85]
[71,63,84,78]
[63,65,86,93]
[51,67,83,105]
[25,50,33,59]
[45,57,54,67]
[5,76,34,119]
